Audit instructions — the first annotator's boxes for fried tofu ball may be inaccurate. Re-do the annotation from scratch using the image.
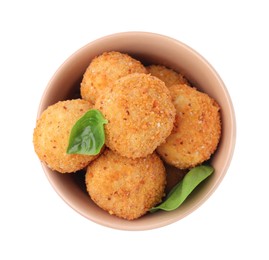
[81,51,147,104]
[33,99,98,173]
[147,65,189,88]
[85,149,166,220]
[95,73,176,158]
[157,84,221,169]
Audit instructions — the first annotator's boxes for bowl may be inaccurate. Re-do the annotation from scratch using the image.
[37,32,236,230]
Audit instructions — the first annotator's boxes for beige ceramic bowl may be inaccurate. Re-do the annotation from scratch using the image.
[37,32,236,230]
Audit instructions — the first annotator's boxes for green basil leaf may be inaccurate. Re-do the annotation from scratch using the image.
[66,109,108,155]
[150,165,214,213]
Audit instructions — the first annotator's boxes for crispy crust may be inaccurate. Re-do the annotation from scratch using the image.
[157,84,221,169]
[33,99,98,173]
[147,65,189,87]
[95,73,176,158]
[85,149,166,220]
[81,51,147,104]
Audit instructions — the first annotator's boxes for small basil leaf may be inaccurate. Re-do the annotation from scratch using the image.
[150,165,214,213]
[67,109,108,155]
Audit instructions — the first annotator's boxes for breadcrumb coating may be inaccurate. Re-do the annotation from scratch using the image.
[85,149,166,220]
[33,99,98,173]
[147,65,189,87]
[33,49,223,221]
[157,84,221,169]
[81,51,147,104]
[95,73,176,158]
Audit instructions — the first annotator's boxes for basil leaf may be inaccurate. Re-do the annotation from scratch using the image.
[67,109,108,155]
[150,165,214,213]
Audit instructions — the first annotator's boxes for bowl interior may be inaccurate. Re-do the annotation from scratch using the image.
[38,32,236,230]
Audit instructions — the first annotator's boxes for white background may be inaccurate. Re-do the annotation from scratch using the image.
[1,0,268,259]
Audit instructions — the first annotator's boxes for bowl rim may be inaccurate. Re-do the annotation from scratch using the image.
[37,31,236,230]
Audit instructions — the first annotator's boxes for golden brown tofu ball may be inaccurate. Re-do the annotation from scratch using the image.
[33,99,98,173]
[147,65,188,88]
[95,73,176,158]
[157,84,221,169]
[85,149,166,220]
[81,51,147,104]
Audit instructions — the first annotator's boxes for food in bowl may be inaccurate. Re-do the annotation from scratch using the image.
[81,51,147,105]
[33,99,97,173]
[33,49,222,221]
[146,64,188,87]
[85,149,166,220]
[95,73,176,158]
[157,83,221,169]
